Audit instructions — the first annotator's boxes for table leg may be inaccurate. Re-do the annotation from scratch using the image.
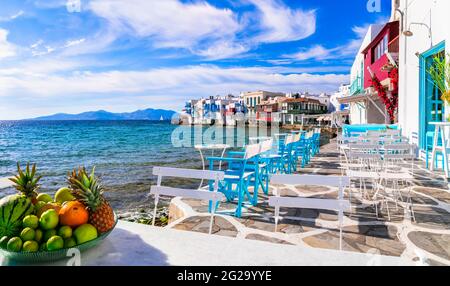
[199,149,205,189]
[430,127,439,172]
[441,127,449,178]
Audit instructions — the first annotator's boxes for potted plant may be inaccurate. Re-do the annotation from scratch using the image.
[428,53,450,120]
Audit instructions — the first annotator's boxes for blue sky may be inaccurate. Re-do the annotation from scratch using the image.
[0,0,391,119]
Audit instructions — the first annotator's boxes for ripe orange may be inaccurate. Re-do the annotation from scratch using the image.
[59,201,89,228]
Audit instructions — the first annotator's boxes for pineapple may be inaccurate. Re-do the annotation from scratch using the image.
[9,163,42,203]
[67,167,115,233]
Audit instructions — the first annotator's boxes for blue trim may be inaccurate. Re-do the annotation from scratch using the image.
[419,41,446,150]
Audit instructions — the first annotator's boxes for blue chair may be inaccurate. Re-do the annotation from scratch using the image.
[425,131,445,169]
[207,143,261,217]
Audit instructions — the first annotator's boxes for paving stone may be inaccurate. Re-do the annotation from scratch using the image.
[408,231,450,261]
[413,187,450,204]
[172,216,238,237]
[170,139,450,261]
[245,233,294,245]
[413,206,450,230]
[303,224,405,257]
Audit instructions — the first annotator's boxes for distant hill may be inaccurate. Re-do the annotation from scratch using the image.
[30,108,177,121]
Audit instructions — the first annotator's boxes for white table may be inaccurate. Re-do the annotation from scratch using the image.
[429,122,450,178]
[194,144,230,188]
[0,221,412,266]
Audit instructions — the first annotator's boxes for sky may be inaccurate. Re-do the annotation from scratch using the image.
[0,0,391,120]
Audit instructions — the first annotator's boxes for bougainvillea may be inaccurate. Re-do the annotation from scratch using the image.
[370,67,399,123]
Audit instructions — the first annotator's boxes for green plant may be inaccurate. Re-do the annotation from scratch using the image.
[428,53,450,103]
[9,163,42,201]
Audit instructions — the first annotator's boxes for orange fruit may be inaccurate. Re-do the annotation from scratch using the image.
[59,201,89,228]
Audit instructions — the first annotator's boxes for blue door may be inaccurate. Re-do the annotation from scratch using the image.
[419,41,445,150]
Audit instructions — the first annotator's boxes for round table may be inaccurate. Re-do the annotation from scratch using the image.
[194,144,230,188]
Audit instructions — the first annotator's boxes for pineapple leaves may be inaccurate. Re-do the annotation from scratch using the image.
[9,162,41,198]
[67,166,105,212]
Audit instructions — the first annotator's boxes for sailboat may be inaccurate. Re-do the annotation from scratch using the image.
[160,115,164,121]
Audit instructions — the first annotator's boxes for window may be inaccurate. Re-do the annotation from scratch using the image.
[373,34,388,63]
[258,97,261,104]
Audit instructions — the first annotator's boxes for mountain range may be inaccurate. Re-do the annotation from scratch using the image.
[30,108,177,121]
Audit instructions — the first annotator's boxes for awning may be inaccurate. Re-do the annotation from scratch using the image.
[337,94,368,104]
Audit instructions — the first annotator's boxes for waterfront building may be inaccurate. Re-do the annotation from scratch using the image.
[394,0,450,161]
[338,23,387,124]
[182,95,245,125]
[330,84,350,112]
[280,98,328,125]
[255,96,288,125]
[242,91,285,124]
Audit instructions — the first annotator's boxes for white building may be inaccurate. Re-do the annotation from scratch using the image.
[394,0,450,161]
[330,84,350,111]
[338,23,385,125]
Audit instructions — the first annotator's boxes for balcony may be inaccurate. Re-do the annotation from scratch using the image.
[350,75,363,96]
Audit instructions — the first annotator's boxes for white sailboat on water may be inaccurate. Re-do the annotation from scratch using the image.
[160,115,164,121]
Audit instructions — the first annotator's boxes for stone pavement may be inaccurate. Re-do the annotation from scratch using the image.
[165,140,450,266]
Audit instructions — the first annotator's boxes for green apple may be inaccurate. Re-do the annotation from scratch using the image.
[23,215,39,229]
[35,229,43,243]
[54,187,75,204]
[39,209,59,230]
[20,227,35,241]
[64,237,77,248]
[7,237,22,252]
[23,241,39,252]
[36,193,53,203]
[58,226,72,239]
[74,224,98,244]
[0,236,9,249]
[47,236,64,251]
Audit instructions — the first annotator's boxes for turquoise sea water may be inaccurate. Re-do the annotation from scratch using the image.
[0,120,283,211]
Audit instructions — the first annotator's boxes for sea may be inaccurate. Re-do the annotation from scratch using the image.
[0,120,304,213]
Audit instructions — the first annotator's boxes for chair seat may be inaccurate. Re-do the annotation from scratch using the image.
[346,170,379,179]
[378,172,414,180]
[224,171,254,181]
[261,154,281,159]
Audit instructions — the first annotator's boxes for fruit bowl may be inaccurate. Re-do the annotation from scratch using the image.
[0,213,118,264]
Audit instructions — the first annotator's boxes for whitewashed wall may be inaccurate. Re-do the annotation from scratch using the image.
[397,0,450,146]
[349,24,384,124]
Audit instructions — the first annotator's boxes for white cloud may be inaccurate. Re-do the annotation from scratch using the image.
[64,38,86,48]
[249,0,316,43]
[282,20,389,62]
[0,10,24,22]
[194,40,249,60]
[0,65,347,101]
[0,29,16,59]
[287,45,336,61]
[89,0,242,59]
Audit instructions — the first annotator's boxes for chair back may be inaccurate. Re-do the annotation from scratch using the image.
[244,143,262,159]
[269,174,351,250]
[150,167,225,234]
[260,138,274,154]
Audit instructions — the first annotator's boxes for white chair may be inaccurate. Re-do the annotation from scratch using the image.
[377,143,417,221]
[150,167,225,234]
[269,174,351,250]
